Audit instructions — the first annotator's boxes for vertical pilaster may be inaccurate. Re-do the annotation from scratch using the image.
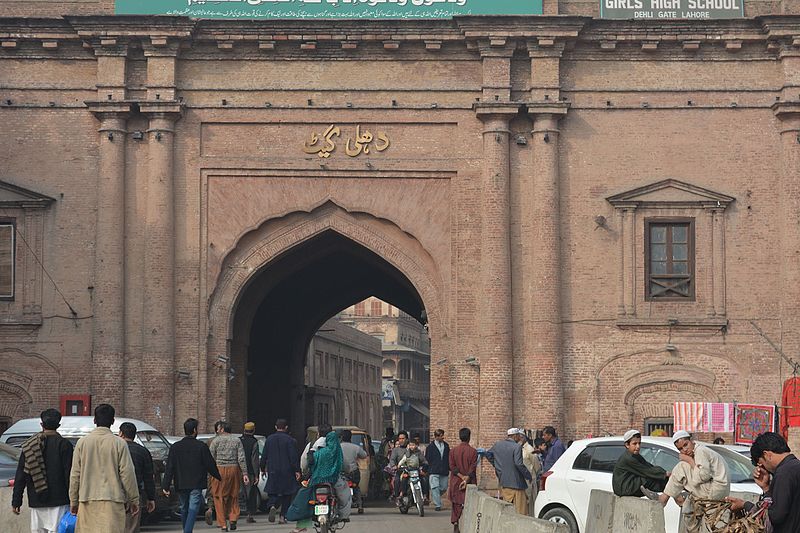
[527,104,568,430]
[140,101,182,432]
[473,38,518,461]
[705,208,716,317]
[773,102,800,363]
[85,37,130,409]
[713,209,726,316]
[617,209,626,317]
[475,103,518,454]
[625,208,636,316]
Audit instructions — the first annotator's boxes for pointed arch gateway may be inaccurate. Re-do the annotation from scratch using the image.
[204,201,447,436]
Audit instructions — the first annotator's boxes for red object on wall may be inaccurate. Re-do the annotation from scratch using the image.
[780,377,800,440]
[59,395,90,416]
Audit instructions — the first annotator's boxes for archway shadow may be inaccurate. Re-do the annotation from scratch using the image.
[233,230,425,439]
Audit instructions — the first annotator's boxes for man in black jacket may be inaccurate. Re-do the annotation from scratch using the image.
[11,408,74,533]
[239,422,260,523]
[119,422,156,533]
[424,429,450,511]
[727,432,800,533]
[162,418,222,533]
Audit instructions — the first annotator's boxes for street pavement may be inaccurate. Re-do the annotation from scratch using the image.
[141,502,452,533]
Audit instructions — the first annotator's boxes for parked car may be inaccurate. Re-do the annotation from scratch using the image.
[533,436,761,533]
[0,442,20,486]
[0,416,177,523]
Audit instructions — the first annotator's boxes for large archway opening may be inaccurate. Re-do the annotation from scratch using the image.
[227,229,430,443]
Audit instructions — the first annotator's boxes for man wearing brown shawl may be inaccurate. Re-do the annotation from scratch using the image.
[448,428,477,533]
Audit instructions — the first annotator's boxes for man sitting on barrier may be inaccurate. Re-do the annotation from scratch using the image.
[612,430,669,497]
[641,430,729,533]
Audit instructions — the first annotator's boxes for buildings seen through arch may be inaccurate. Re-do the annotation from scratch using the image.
[306,298,432,442]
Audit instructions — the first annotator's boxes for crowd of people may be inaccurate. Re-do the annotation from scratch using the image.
[10,405,800,533]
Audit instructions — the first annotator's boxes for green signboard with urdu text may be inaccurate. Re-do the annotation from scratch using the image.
[115,0,543,19]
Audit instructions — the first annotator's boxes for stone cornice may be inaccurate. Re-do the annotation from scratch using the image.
[64,15,196,39]
[139,100,184,121]
[772,101,800,120]
[85,101,133,118]
[455,15,588,40]
[526,102,570,117]
[473,102,522,121]
[0,15,799,59]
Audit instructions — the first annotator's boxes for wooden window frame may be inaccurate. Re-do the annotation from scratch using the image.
[645,217,695,302]
[0,219,15,301]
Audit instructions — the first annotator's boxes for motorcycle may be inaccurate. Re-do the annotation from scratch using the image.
[309,482,346,533]
[396,467,425,517]
[345,474,364,515]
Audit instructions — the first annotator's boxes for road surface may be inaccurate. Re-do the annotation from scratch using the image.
[142,502,452,533]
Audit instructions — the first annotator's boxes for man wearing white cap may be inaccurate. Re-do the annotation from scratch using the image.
[642,430,729,533]
[487,428,532,515]
[612,430,669,497]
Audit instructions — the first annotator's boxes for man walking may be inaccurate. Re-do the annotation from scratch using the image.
[642,430,729,533]
[162,418,222,533]
[261,419,300,525]
[204,420,225,526]
[68,404,140,532]
[239,422,260,524]
[425,428,450,511]
[448,428,477,533]
[11,408,73,533]
[119,422,156,533]
[209,421,249,531]
[726,432,800,533]
[541,426,566,472]
[488,428,532,515]
[340,429,367,514]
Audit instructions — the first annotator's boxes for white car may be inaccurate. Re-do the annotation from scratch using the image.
[533,436,761,533]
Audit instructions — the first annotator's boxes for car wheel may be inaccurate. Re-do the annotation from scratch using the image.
[542,507,579,533]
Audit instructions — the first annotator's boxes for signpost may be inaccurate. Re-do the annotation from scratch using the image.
[601,0,743,19]
[116,0,543,19]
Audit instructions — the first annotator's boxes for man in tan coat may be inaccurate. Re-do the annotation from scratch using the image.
[69,404,140,532]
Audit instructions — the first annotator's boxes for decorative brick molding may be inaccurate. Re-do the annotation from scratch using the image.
[607,179,735,325]
[204,200,445,424]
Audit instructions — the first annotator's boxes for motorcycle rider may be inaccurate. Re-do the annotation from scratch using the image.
[340,430,367,514]
[389,431,409,500]
[396,439,429,504]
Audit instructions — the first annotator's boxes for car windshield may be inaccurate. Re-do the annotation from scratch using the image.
[641,443,756,484]
[137,431,170,460]
[709,445,755,483]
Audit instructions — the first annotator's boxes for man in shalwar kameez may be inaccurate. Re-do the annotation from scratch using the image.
[448,428,477,533]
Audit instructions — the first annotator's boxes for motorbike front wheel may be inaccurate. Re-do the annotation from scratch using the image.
[319,515,329,533]
[412,485,424,517]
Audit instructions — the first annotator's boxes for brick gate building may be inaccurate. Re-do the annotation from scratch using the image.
[1,0,799,448]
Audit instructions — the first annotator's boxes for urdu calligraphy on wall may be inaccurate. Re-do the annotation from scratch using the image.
[303,125,391,158]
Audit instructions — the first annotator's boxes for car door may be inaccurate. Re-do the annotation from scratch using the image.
[640,444,681,533]
[567,444,625,527]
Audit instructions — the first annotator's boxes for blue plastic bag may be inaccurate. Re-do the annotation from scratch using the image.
[56,510,76,533]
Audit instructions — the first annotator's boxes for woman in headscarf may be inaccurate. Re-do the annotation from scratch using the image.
[291,430,343,533]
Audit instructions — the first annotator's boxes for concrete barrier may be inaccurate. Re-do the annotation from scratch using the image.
[0,486,32,533]
[612,495,667,533]
[460,485,568,533]
[585,489,616,533]
[459,485,480,533]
